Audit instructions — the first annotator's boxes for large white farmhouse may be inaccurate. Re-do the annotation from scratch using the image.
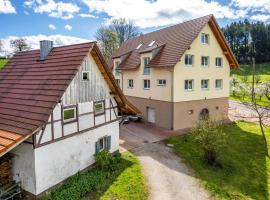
[0,41,138,196]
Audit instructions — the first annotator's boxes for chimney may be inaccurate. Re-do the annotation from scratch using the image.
[40,40,53,61]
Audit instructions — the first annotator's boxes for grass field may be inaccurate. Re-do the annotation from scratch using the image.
[42,152,148,200]
[0,59,7,69]
[166,121,270,200]
[231,63,270,82]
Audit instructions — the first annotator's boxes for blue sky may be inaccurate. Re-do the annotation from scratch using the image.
[0,0,269,53]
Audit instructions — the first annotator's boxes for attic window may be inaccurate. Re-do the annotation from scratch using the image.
[63,107,77,123]
[82,71,90,81]
[136,43,143,49]
[148,40,155,47]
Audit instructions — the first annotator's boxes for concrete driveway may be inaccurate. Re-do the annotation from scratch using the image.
[120,122,209,200]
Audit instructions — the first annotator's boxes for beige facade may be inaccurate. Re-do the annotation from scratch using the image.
[113,23,232,130]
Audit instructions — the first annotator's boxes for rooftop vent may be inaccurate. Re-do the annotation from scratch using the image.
[40,40,53,61]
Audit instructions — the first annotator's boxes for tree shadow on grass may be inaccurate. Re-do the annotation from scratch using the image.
[166,121,269,200]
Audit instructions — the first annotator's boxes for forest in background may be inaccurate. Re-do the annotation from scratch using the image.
[222,20,270,64]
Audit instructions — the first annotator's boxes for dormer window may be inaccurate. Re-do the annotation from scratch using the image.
[115,61,121,76]
[136,43,143,49]
[143,57,150,75]
[148,40,155,47]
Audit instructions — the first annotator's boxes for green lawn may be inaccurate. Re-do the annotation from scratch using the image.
[231,63,270,82]
[42,152,148,200]
[166,121,270,200]
[0,59,7,69]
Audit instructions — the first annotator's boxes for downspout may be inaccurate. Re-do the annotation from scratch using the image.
[170,67,174,130]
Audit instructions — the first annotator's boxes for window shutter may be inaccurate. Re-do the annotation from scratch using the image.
[106,136,111,151]
[95,141,100,154]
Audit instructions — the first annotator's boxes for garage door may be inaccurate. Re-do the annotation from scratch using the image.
[147,107,156,123]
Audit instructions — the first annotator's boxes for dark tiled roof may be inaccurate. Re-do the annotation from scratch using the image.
[0,42,140,156]
[112,15,238,69]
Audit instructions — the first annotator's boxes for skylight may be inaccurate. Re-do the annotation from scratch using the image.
[148,40,155,47]
[136,43,143,49]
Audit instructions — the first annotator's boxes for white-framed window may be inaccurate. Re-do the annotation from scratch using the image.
[201,79,209,90]
[63,107,77,123]
[82,71,90,81]
[157,79,166,86]
[94,101,105,116]
[143,79,150,90]
[143,57,150,75]
[184,79,194,91]
[215,79,223,89]
[128,79,134,88]
[95,136,111,153]
[201,56,209,67]
[116,79,120,85]
[185,54,194,66]
[215,57,223,67]
[201,33,209,44]
[115,61,121,76]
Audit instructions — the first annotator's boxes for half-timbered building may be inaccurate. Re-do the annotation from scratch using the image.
[0,41,138,196]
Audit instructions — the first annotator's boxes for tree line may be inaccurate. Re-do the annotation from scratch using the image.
[222,20,270,64]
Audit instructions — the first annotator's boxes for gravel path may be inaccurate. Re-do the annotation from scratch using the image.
[132,142,210,200]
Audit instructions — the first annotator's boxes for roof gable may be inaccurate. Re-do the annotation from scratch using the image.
[112,15,238,69]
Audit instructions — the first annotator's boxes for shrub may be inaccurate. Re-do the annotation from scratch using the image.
[192,118,226,165]
[95,150,121,171]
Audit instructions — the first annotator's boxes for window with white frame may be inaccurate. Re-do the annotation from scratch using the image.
[143,79,150,89]
[216,57,223,67]
[157,79,166,86]
[184,80,194,91]
[215,79,223,89]
[201,33,209,44]
[95,136,111,153]
[185,54,194,66]
[201,56,209,67]
[63,107,77,123]
[82,71,90,81]
[115,61,121,76]
[94,101,105,115]
[128,79,134,88]
[143,57,150,75]
[116,79,120,85]
[201,79,209,90]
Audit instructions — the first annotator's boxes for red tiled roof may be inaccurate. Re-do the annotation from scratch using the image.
[111,15,238,69]
[0,42,139,156]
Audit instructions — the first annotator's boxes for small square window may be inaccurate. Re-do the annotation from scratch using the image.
[201,79,209,90]
[143,79,150,89]
[201,56,209,67]
[82,71,89,81]
[216,57,222,67]
[157,79,166,86]
[185,80,194,91]
[94,101,105,115]
[95,136,111,153]
[128,79,134,88]
[201,33,209,44]
[63,107,77,123]
[185,54,193,66]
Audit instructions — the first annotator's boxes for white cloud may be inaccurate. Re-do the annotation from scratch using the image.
[24,0,80,19]
[232,0,270,12]
[64,24,72,31]
[0,0,16,14]
[79,13,97,18]
[48,24,56,30]
[0,34,90,56]
[251,14,270,22]
[82,0,246,28]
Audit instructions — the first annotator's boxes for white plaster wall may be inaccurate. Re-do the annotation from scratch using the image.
[11,143,36,194]
[34,121,119,195]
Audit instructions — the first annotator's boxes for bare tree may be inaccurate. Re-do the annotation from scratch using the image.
[109,18,139,45]
[95,27,119,60]
[10,38,30,52]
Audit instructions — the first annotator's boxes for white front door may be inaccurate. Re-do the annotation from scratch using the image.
[147,107,156,123]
